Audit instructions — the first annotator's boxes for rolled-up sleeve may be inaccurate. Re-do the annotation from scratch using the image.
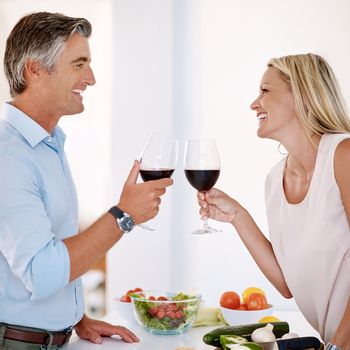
[0,153,70,300]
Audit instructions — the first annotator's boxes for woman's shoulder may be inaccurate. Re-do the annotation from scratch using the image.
[321,132,350,147]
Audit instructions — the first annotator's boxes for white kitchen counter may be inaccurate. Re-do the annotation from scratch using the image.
[64,310,321,350]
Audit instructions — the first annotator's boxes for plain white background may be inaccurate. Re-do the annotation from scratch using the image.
[1,0,350,312]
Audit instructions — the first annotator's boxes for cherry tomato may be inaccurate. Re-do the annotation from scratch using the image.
[133,287,143,292]
[247,293,268,310]
[157,296,168,301]
[149,296,156,301]
[120,295,131,302]
[220,291,240,309]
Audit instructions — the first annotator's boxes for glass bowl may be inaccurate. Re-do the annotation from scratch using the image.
[220,304,274,326]
[130,290,201,334]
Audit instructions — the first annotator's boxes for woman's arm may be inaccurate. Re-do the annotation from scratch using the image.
[199,189,292,298]
[331,138,350,349]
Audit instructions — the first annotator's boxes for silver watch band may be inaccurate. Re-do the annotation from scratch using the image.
[326,343,341,350]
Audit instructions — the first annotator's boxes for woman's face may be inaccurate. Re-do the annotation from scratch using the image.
[250,67,299,141]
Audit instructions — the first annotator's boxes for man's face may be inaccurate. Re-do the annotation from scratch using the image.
[38,33,96,117]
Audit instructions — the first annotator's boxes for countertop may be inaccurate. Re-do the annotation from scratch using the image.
[64,310,321,350]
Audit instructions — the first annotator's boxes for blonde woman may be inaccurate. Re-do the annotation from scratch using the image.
[199,54,350,349]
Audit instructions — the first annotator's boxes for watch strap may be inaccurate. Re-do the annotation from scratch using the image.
[108,206,125,219]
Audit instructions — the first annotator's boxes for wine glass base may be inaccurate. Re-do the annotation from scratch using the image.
[138,223,155,231]
[191,226,222,234]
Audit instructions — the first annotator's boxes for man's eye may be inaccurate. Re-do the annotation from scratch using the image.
[76,64,84,69]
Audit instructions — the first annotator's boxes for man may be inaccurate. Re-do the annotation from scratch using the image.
[0,12,172,349]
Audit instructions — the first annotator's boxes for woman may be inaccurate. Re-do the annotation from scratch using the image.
[199,54,350,349]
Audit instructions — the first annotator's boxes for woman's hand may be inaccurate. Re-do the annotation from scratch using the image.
[74,314,139,344]
[198,188,244,225]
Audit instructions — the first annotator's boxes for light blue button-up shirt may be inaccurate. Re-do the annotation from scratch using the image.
[0,102,84,330]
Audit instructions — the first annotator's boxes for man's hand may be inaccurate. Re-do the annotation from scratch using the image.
[74,314,139,344]
[117,160,173,224]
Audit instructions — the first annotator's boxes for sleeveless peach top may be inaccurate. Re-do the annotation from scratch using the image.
[265,133,350,342]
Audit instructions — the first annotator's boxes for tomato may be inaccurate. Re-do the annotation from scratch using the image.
[120,295,131,302]
[157,296,168,301]
[247,292,268,310]
[242,287,266,305]
[237,303,248,310]
[220,291,240,309]
[133,287,143,292]
[149,296,156,301]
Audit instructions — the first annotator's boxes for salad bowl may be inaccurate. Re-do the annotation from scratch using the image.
[130,290,201,335]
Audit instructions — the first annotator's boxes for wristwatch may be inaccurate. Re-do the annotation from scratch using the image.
[108,206,135,234]
[326,343,341,350]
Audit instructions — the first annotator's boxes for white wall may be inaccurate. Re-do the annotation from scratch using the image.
[106,0,350,311]
[1,0,350,312]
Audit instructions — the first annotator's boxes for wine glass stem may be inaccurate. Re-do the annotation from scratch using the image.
[203,218,209,228]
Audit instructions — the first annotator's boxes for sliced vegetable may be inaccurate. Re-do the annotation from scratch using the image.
[242,287,266,305]
[202,321,289,347]
[247,293,268,310]
[220,334,248,349]
[235,342,263,350]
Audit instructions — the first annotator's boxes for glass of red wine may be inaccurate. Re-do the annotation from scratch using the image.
[184,139,221,234]
[138,133,178,231]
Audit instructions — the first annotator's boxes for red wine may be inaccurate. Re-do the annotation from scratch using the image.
[140,169,175,182]
[184,169,220,192]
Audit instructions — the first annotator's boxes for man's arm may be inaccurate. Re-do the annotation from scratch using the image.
[64,160,172,281]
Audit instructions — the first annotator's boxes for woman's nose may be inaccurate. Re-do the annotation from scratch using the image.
[250,96,259,111]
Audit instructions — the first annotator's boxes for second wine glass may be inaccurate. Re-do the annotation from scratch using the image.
[139,133,178,231]
[184,139,221,234]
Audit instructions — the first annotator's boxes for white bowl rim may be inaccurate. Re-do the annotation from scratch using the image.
[220,304,273,312]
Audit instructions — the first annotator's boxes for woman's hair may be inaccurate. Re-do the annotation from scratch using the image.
[268,53,350,136]
[4,12,92,97]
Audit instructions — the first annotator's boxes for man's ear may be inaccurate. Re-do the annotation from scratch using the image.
[24,59,41,79]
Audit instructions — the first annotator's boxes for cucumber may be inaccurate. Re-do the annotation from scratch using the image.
[203,321,289,348]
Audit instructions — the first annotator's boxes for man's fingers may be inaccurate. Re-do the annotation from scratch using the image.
[84,328,103,344]
[147,178,173,189]
[111,326,139,343]
[124,160,140,186]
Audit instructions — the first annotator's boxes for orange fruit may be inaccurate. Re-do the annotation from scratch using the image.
[242,287,266,305]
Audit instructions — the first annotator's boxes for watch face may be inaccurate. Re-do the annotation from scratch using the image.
[119,216,135,233]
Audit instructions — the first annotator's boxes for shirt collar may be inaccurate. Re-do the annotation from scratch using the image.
[1,102,66,149]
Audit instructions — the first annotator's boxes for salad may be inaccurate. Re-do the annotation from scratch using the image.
[131,292,201,332]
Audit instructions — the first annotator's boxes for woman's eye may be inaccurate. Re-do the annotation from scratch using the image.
[262,88,268,93]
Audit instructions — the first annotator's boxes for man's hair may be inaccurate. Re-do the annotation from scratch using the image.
[268,53,350,138]
[4,12,92,97]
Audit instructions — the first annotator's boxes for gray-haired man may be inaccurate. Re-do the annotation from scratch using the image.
[0,12,172,349]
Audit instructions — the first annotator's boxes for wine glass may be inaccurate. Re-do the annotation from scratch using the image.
[184,139,221,234]
[138,133,178,231]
